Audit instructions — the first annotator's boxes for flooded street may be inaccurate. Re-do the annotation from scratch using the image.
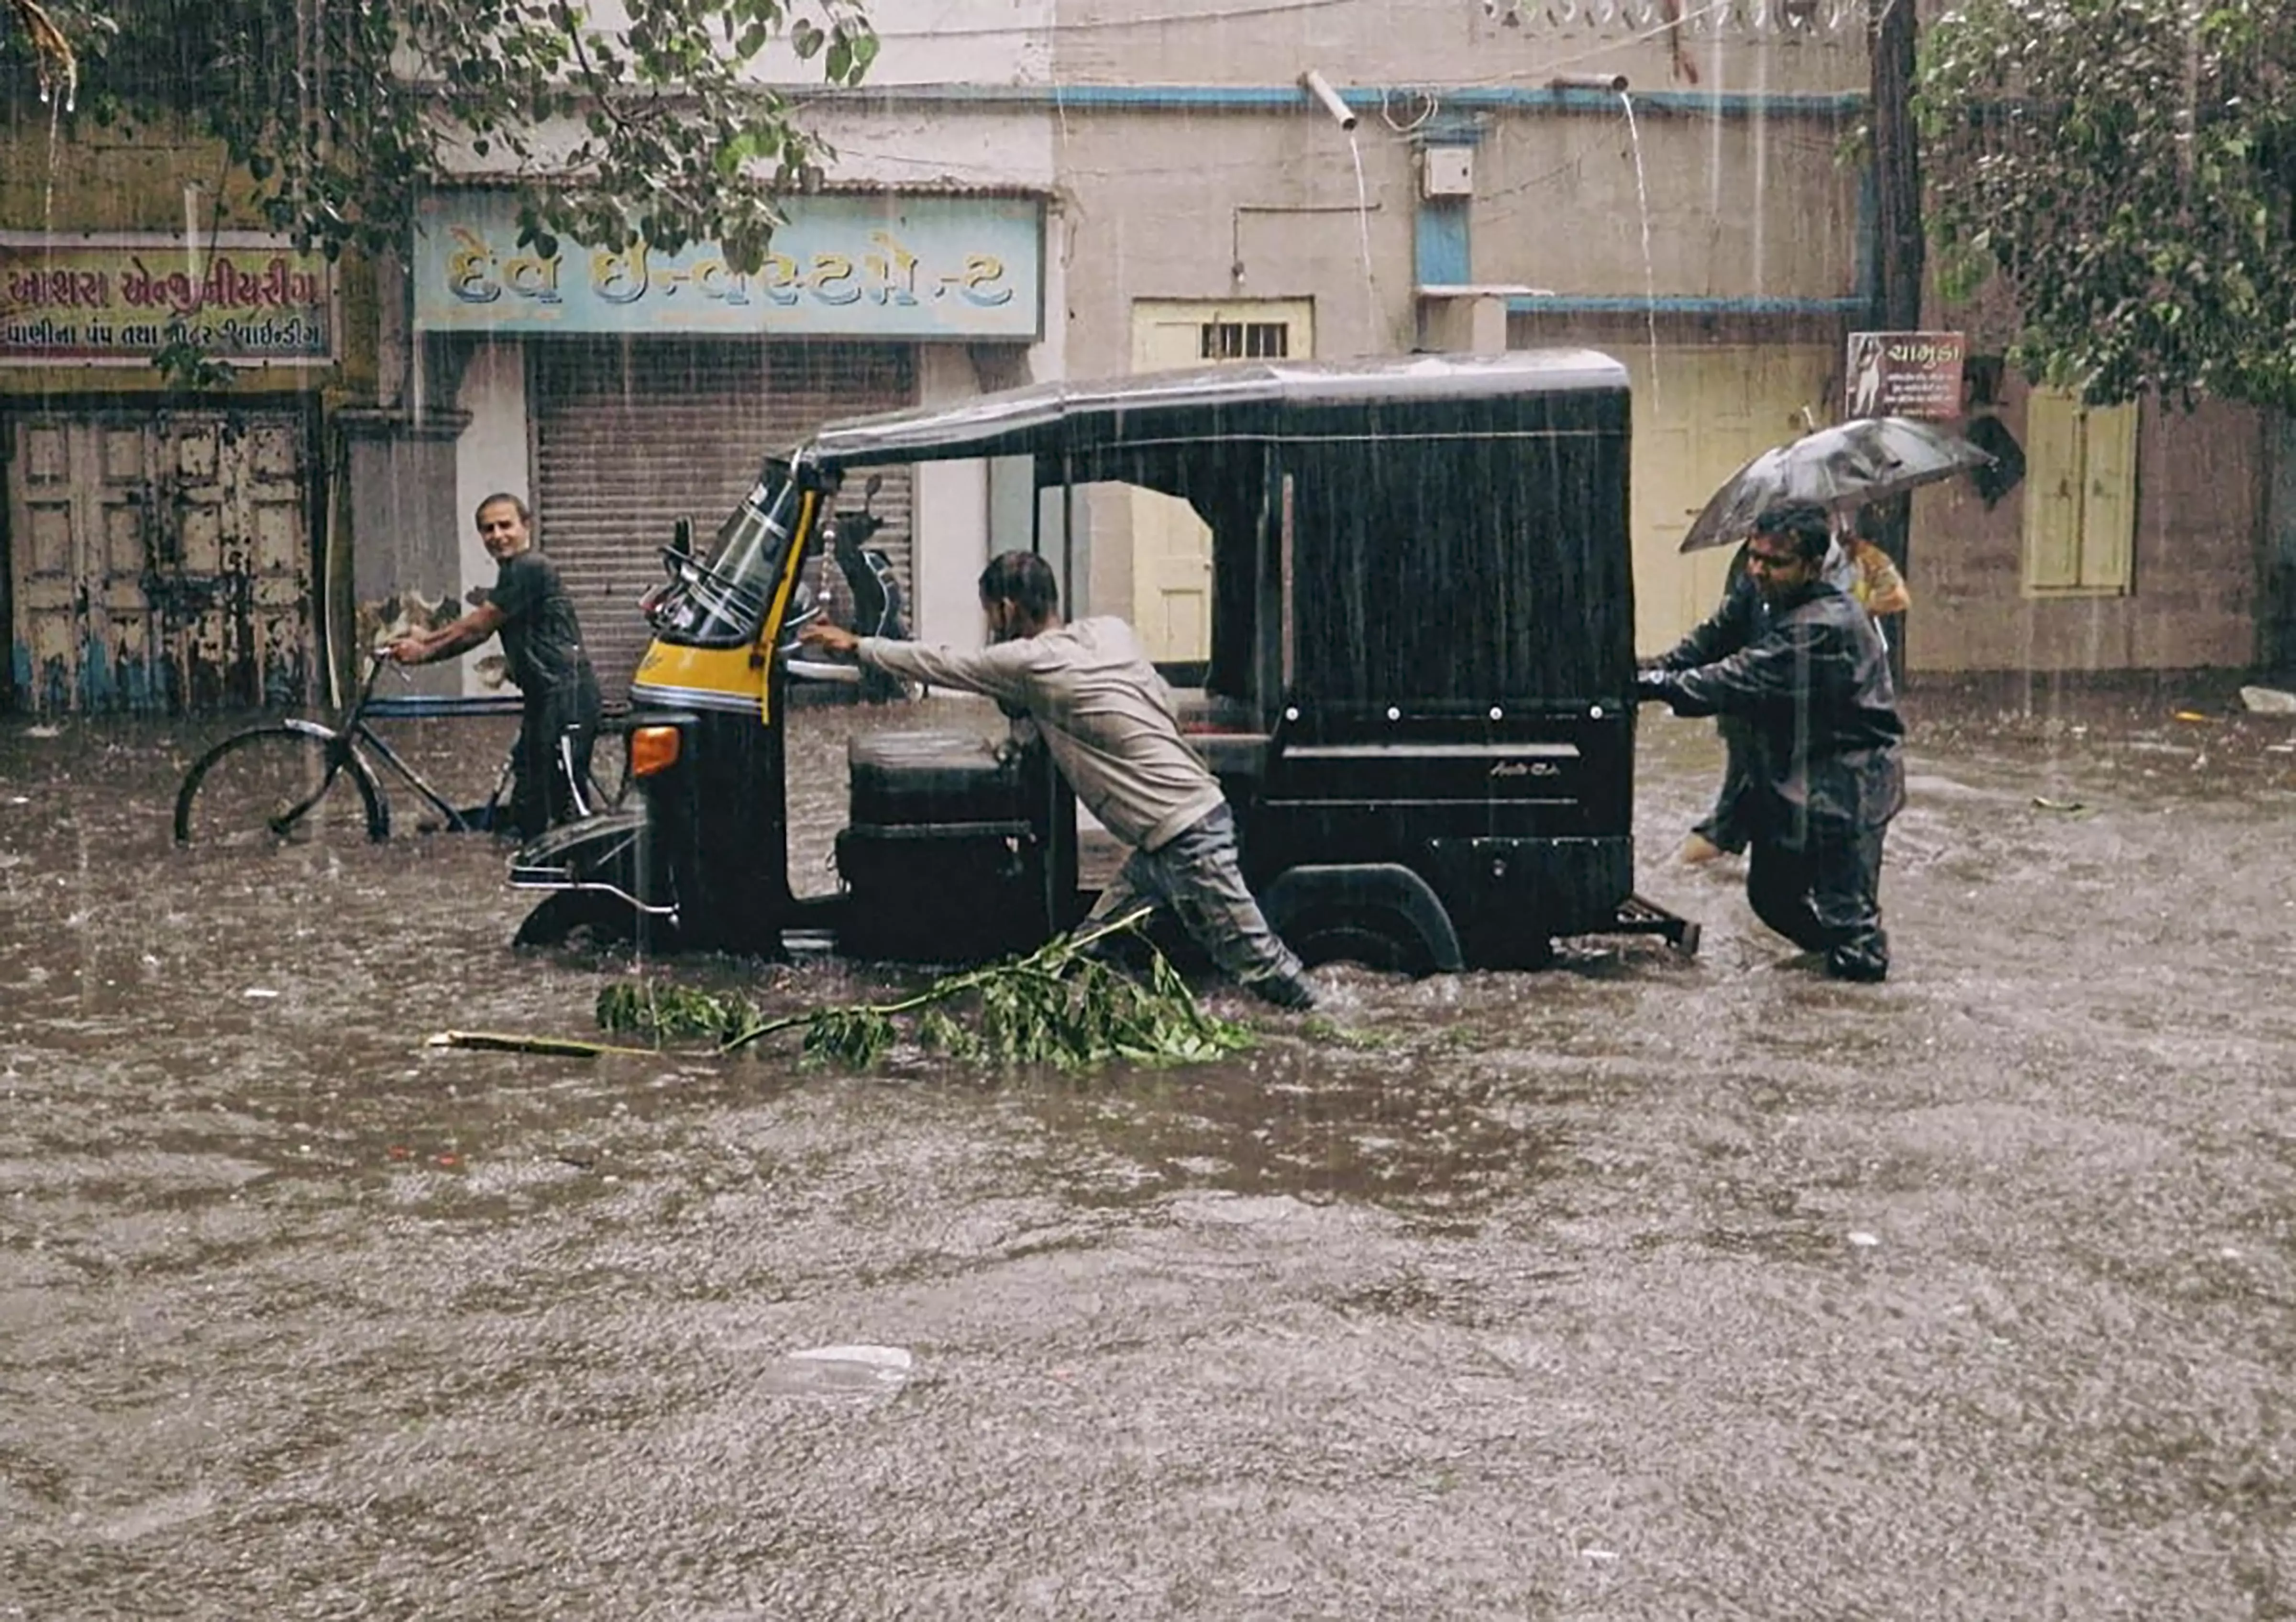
[5,682,2295,1619]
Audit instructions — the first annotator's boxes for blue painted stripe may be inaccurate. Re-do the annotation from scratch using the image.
[1508,295,1869,316]
[871,84,1864,120]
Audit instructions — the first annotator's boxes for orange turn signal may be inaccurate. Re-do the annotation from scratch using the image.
[628,725,682,778]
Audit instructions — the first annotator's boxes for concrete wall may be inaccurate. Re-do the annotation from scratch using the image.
[1908,383,2263,673]
[913,345,991,648]
[1050,0,1862,92]
[1476,102,1860,301]
[1051,108,1419,373]
[1032,76,1863,380]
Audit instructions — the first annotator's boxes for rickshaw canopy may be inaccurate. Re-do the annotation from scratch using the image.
[805,350,1632,472]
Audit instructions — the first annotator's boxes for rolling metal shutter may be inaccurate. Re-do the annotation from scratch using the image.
[533,338,917,700]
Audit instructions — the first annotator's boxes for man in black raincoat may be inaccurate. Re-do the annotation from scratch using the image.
[1635,503,1904,981]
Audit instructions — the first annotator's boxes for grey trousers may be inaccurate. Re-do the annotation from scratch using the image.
[1747,823,1891,982]
[1083,803,1305,989]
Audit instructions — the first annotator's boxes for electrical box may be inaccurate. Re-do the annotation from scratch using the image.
[1422,147,1475,199]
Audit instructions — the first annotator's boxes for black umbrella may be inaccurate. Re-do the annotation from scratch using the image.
[1679,416,1995,553]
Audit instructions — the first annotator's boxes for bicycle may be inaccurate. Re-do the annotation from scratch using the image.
[172,651,612,849]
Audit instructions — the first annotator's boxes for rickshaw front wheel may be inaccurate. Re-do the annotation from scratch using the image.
[515,890,680,955]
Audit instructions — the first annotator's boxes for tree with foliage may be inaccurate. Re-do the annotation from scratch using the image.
[0,0,875,272]
[1917,0,2296,408]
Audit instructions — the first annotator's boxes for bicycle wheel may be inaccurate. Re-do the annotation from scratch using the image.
[174,725,388,848]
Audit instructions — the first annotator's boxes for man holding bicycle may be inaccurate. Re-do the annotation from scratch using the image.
[388,493,603,841]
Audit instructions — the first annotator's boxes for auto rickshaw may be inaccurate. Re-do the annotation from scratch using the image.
[509,349,1699,969]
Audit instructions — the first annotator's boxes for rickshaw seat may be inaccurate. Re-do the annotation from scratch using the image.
[1185,730,1271,779]
[1172,690,1271,779]
[846,730,1025,828]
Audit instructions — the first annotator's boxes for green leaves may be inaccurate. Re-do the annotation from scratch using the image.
[1919,0,2296,408]
[596,980,760,1044]
[6,0,877,310]
[595,911,1261,1073]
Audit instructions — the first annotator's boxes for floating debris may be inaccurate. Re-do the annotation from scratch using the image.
[757,1344,915,1400]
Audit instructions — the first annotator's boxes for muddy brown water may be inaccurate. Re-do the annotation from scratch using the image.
[4,679,2294,1618]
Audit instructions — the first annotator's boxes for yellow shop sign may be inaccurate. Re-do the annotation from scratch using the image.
[0,232,336,366]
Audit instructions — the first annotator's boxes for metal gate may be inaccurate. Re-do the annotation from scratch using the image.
[4,408,313,713]
[533,339,918,699]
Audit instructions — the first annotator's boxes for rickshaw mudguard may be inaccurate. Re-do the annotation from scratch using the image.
[1259,863,1466,975]
[508,806,651,892]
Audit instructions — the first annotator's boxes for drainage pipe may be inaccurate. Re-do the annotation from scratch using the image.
[1298,69,1358,130]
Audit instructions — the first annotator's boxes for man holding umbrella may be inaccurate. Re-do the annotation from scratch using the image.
[1636,503,1904,982]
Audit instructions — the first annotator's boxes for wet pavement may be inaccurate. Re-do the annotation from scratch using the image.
[4,677,2295,1619]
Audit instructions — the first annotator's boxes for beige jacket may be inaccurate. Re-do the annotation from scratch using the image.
[859,617,1226,852]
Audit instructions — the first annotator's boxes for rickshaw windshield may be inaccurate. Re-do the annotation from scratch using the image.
[648,461,801,646]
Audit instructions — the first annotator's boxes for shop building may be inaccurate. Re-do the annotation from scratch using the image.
[0,121,365,712]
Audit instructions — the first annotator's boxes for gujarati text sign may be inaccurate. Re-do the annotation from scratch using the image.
[413,190,1044,342]
[0,232,335,366]
[1844,331,1966,420]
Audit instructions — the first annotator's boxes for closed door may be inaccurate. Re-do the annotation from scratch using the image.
[1127,300,1313,662]
[6,411,311,712]
[1623,343,1833,655]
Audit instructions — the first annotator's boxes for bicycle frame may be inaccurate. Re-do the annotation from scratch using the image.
[341,714,503,836]
[326,654,500,837]
[174,653,515,847]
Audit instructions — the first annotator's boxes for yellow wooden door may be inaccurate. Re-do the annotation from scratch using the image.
[2080,399,2138,594]
[2022,389,2086,591]
[1127,300,1312,661]
[165,412,312,706]
[6,411,312,711]
[1620,343,1834,655]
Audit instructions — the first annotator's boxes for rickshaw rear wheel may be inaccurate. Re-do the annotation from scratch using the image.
[1283,907,1436,976]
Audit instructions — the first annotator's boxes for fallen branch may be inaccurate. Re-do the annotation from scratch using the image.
[596,908,1258,1070]
[425,1029,659,1059]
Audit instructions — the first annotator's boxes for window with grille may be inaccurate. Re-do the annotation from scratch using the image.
[1200,322,1290,361]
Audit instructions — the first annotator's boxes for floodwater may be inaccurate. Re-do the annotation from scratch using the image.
[4,678,2295,1619]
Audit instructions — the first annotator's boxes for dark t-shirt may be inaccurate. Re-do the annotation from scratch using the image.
[490,549,590,693]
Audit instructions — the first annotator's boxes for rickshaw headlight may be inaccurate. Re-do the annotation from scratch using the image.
[629,726,682,778]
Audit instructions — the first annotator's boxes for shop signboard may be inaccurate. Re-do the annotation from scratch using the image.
[413,190,1045,342]
[1844,330,1967,420]
[0,232,336,366]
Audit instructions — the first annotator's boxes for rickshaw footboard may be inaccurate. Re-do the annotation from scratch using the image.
[1609,893,1702,957]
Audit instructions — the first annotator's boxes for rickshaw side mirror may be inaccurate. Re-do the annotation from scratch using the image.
[669,517,693,558]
